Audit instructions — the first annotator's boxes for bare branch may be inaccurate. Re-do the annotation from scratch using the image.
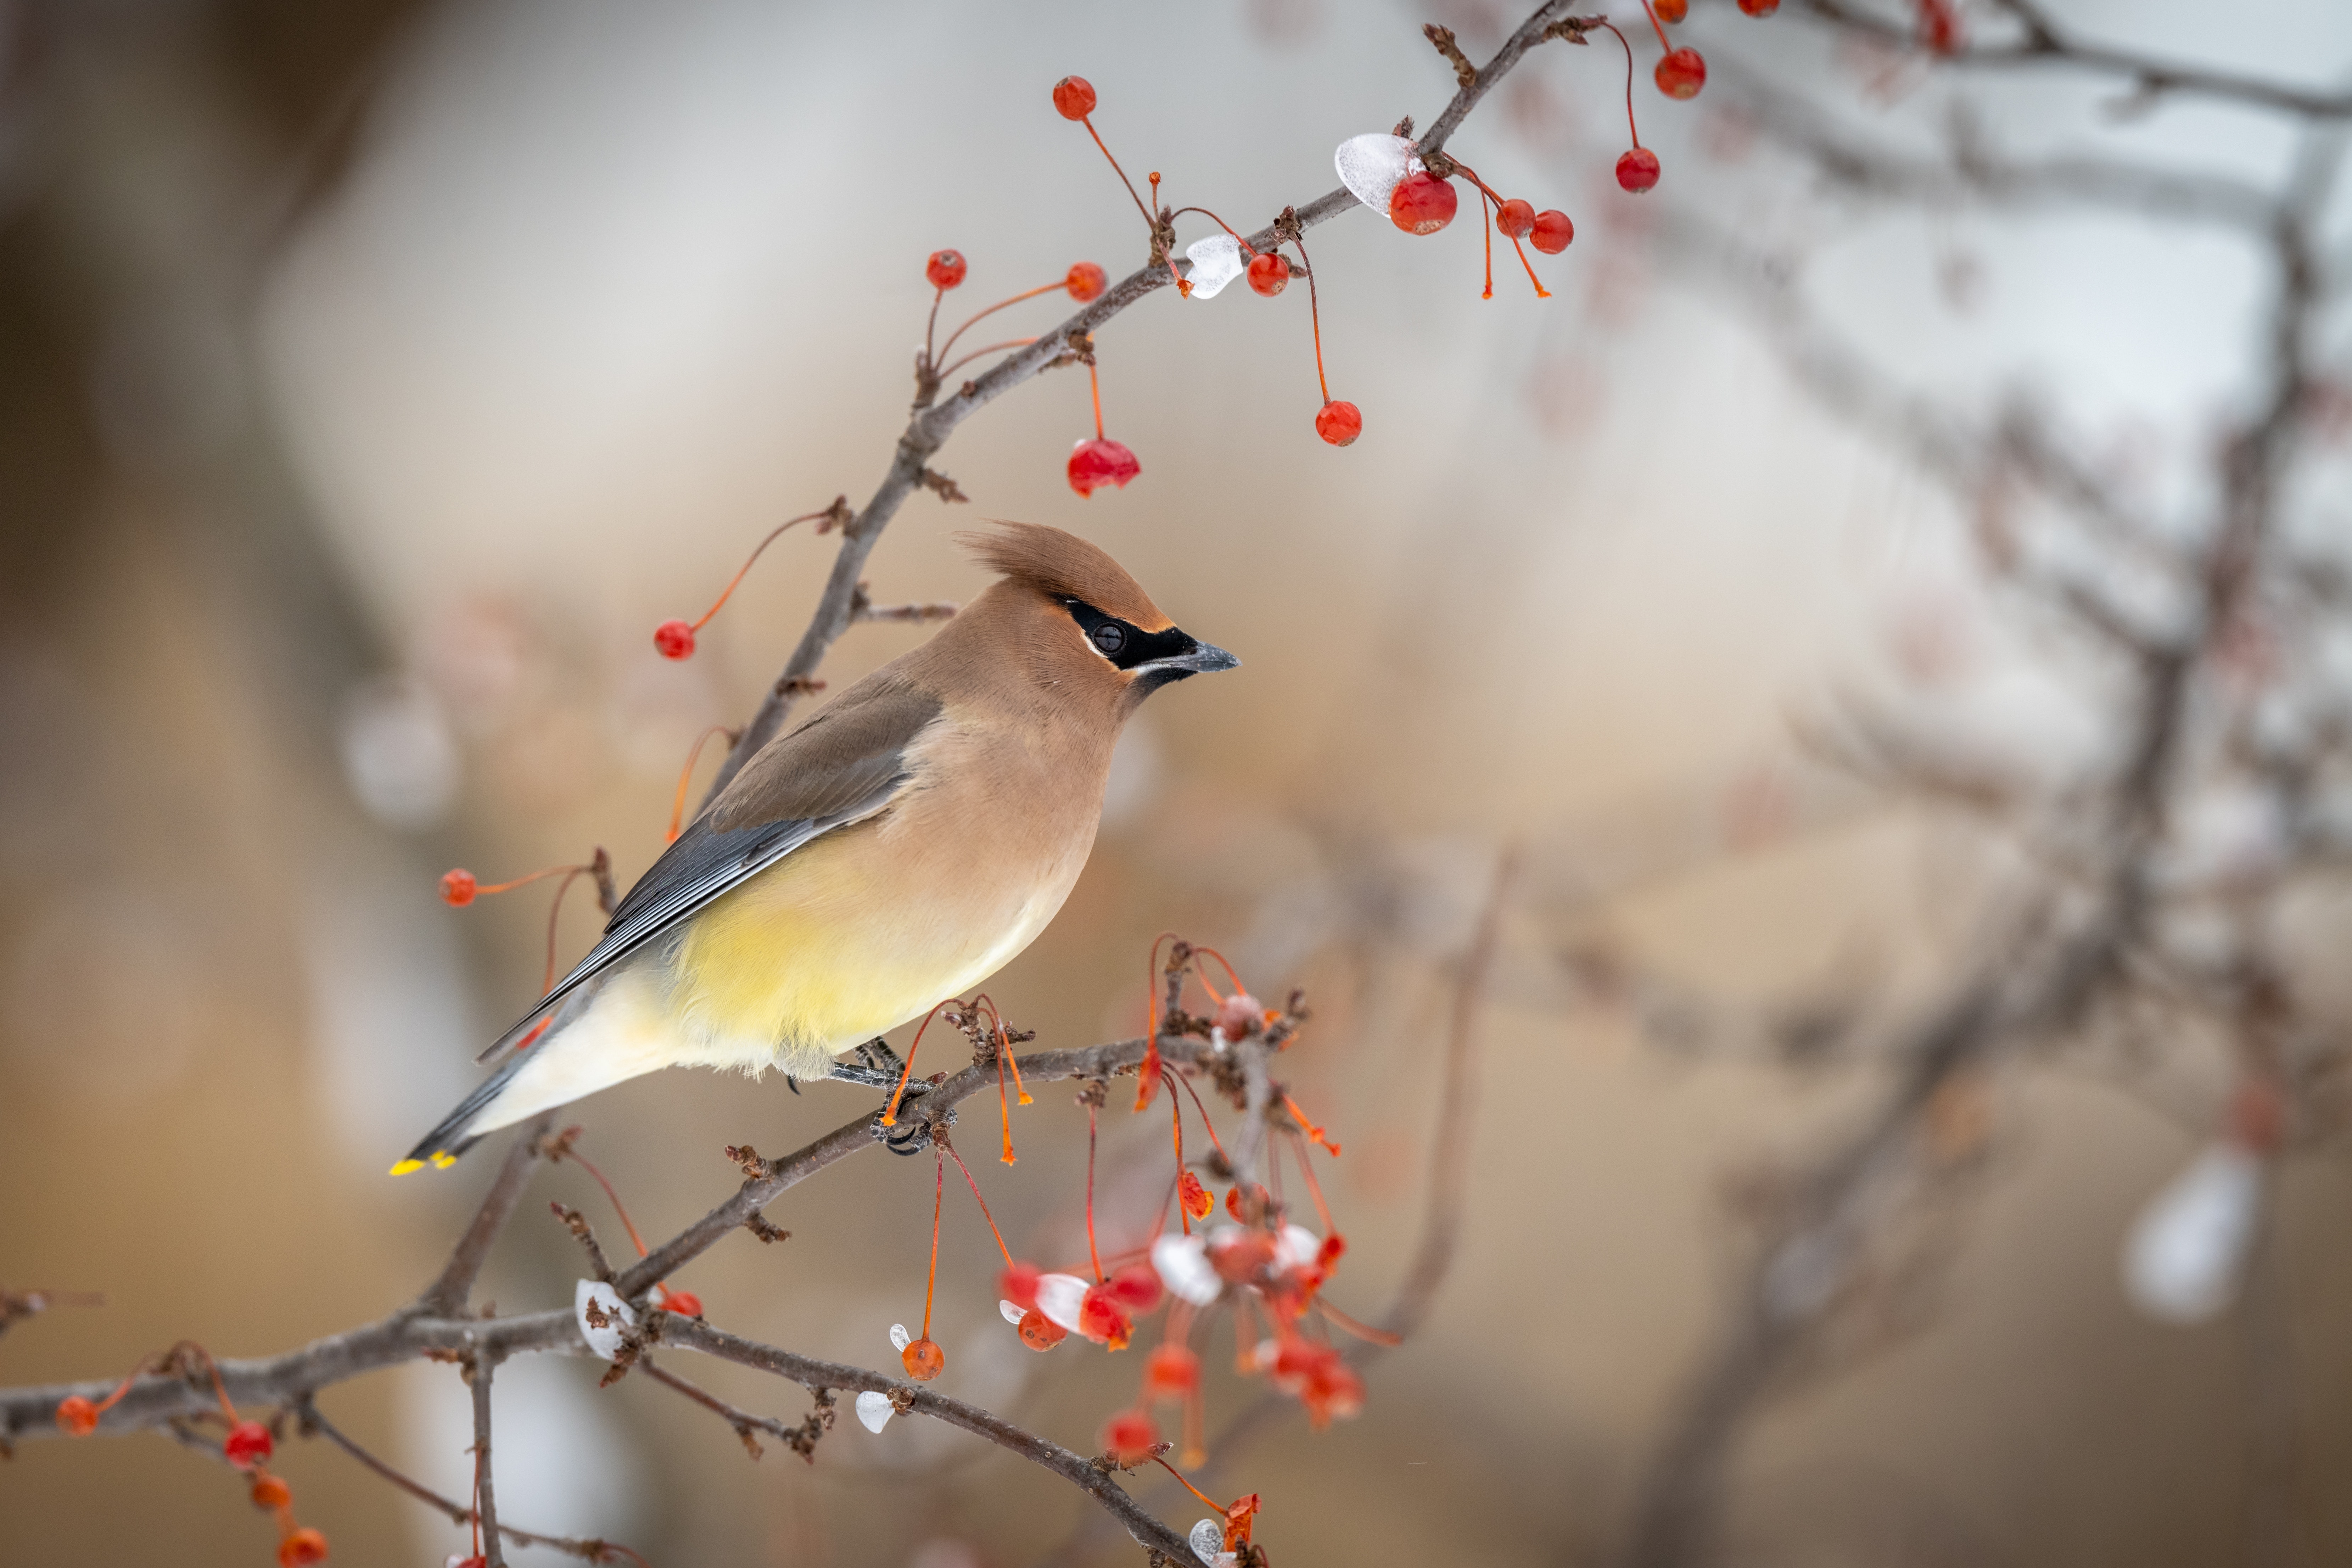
[415,1114,555,1319]
[472,1353,504,1568]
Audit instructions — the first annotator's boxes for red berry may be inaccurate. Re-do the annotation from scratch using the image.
[250,1474,293,1511]
[438,869,477,907]
[1067,437,1141,497]
[1018,1307,1067,1351]
[652,618,696,660]
[1000,1261,1042,1311]
[1655,47,1706,100]
[1053,75,1097,120]
[1077,1283,1134,1349]
[1738,0,1779,14]
[1495,198,1536,239]
[901,1337,945,1381]
[1245,252,1290,296]
[1065,261,1107,302]
[55,1395,98,1436]
[925,250,967,290]
[1178,1169,1214,1221]
[1100,1407,1159,1462]
[1388,170,1457,235]
[1144,1343,1200,1399]
[278,1526,329,1567]
[1208,1227,1277,1284]
[1530,209,1574,254]
[1108,1264,1163,1312]
[1315,401,1362,447]
[1654,0,1688,18]
[224,1419,274,1469]
[1616,148,1662,194]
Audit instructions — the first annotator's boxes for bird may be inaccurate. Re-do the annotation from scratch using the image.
[393,521,1238,1172]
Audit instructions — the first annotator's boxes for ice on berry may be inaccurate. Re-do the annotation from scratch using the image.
[854,1389,895,1433]
[889,1322,912,1353]
[999,1299,1027,1326]
[1152,1232,1224,1306]
[1334,133,1421,214]
[573,1279,635,1361]
[1033,1271,1091,1333]
[1183,235,1246,299]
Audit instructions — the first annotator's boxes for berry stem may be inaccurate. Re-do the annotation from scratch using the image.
[1086,1101,1104,1284]
[1174,1071,1231,1162]
[1505,230,1553,299]
[942,1141,1017,1269]
[1151,1456,1228,1514]
[1170,205,1251,249]
[1083,116,1154,229]
[935,338,1038,381]
[921,1147,944,1340]
[1170,1083,1191,1236]
[1317,1297,1404,1347]
[1293,234,1332,403]
[881,1001,957,1127]
[935,282,1069,366]
[681,509,836,638]
[559,1138,651,1258]
[1286,1126,1337,1234]
[1601,22,1644,149]
[1088,359,1105,441]
[1640,0,1673,52]
[667,726,740,844]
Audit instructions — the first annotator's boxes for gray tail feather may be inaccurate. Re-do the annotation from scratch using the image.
[401,1051,533,1168]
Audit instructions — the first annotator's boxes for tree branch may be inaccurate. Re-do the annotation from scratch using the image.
[416,1113,555,1318]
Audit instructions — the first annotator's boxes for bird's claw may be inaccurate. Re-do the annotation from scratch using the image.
[870,1102,954,1155]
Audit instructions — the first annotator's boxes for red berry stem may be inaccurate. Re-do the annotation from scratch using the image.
[1602,22,1645,151]
[943,1139,1018,1267]
[881,999,956,1127]
[1086,1098,1105,1284]
[1088,359,1106,442]
[936,279,1082,367]
[666,506,836,648]
[1640,0,1673,52]
[1294,233,1332,404]
[1169,205,1252,250]
[667,724,739,845]
[935,337,1039,382]
[921,1146,945,1340]
[1080,114,1154,230]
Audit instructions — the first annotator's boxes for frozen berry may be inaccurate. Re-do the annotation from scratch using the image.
[1495,198,1536,239]
[1067,437,1141,497]
[1655,47,1706,99]
[1616,148,1662,193]
[901,1337,945,1380]
[652,618,696,660]
[438,869,477,907]
[1066,261,1107,302]
[1000,1261,1042,1311]
[1246,252,1290,296]
[1053,75,1097,120]
[224,1419,274,1469]
[926,250,967,290]
[1018,1307,1067,1350]
[1388,171,1457,235]
[1100,1407,1159,1462]
[55,1395,98,1436]
[1315,401,1362,447]
[1078,1283,1134,1349]
[1108,1264,1163,1312]
[1530,209,1574,253]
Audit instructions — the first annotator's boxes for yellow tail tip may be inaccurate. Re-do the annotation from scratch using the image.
[388,1158,426,1176]
[431,1152,458,1169]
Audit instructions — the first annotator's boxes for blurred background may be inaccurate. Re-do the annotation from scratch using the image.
[5,0,2352,1564]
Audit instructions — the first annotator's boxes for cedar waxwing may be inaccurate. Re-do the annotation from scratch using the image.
[394,522,1237,1172]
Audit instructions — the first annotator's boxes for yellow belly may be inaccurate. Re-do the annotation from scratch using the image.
[664,810,1079,1073]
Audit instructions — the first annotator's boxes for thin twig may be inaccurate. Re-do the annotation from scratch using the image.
[416,1114,555,1318]
[472,1353,504,1568]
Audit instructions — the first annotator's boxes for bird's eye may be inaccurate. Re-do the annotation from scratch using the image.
[1090,622,1127,656]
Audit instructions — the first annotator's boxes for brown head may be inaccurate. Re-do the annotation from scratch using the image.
[949,521,1238,713]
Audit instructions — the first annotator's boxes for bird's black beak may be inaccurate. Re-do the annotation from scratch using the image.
[1141,636,1239,676]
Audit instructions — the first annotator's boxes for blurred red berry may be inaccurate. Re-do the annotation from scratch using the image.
[1495,198,1537,239]
[1018,1307,1067,1350]
[278,1527,329,1567]
[1065,261,1107,302]
[657,1288,702,1317]
[1053,75,1097,120]
[1738,0,1779,14]
[926,250,967,290]
[1655,47,1706,99]
[1388,171,1457,235]
[1654,0,1688,18]
[250,1474,293,1511]
[1245,252,1290,296]
[1067,437,1141,497]
[1077,1283,1134,1349]
[1917,0,1961,52]
[438,868,477,907]
[1209,1228,1278,1285]
[1315,401,1362,447]
[1530,209,1574,254]
[1144,1343,1201,1399]
[652,618,696,660]
[224,1419,274,1469]
[901,1337,946,1380]
[1178,1169,1214,1221]
[55,1395,97,1436]
[1108,1264,1163,1312]
[1617,148,1662,193]
[1100,1407,1159,1462]
[1000,1261,1042,1311]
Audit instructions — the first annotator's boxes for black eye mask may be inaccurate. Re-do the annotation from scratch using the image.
[1062,599,1199,672]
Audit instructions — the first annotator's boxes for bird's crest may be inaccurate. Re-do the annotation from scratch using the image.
[959,521,1171,631]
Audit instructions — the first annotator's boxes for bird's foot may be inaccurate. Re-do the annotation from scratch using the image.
[851,1036,904,1075]
[867,1099,954,1156]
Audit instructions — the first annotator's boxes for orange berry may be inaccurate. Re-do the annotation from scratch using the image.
[901,1337,945,1381]
[1654,47,1706,100]
[1100,1407,1159,1462]
[652,618,696,660]
[438,869,477,907]
[1144,1342,1200,1399]
[1066,262,1108,302]
[55,1395,98,1436]
[925,250,967,291]
[278,1526,330,1567]
[1018,1307,1067,1351]
[250,1474,293,1511]
[1179,1170,1214,1221]
[1530,209,1574,254]
[1314,401,1362,447]
[1052,75,1097,120]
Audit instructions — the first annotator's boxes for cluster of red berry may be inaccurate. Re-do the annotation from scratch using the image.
[56,1344,328,1566]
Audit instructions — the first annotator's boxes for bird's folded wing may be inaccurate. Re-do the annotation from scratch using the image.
[474,682,944,1060]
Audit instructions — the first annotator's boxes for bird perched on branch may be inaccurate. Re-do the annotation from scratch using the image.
[395,522,1237,1172]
